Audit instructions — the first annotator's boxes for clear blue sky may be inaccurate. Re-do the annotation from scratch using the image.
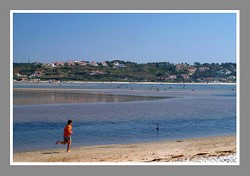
[13,12,237,64]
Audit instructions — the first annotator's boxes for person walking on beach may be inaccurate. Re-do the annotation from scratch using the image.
[56,120,73,152]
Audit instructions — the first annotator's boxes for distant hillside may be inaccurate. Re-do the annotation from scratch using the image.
[13,61,236,83]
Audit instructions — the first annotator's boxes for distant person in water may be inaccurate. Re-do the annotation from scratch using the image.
[56,120,73,152]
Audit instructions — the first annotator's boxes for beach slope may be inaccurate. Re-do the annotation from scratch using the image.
[13,135,236,163]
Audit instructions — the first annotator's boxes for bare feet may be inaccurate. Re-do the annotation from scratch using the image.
[66,150,71,153]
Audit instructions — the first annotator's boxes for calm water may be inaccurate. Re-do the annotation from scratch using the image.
[13,82,237,152]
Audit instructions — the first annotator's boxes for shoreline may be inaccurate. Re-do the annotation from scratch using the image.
[13,80,237,86]
[13,135,237,163]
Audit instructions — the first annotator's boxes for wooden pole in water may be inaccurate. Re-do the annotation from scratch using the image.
[156,123,159,131]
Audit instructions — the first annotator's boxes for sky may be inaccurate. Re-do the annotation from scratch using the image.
[13,12,237,64]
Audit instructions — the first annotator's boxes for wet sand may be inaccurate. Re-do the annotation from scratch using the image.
[13,135,236,163]
[13,88,168,105]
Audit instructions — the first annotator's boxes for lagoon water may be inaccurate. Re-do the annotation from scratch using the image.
[13,82,236,152]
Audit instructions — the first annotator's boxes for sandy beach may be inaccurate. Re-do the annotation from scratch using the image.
[13,135,236,163]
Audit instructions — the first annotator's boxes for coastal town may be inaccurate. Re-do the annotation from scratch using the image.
[13,60,236,83]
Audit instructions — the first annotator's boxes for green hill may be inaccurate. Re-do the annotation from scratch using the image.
[13,61,236,83]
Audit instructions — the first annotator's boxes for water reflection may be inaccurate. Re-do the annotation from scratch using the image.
[13,90,165,105]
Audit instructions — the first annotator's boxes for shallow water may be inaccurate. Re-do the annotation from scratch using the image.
[13,82,236,152]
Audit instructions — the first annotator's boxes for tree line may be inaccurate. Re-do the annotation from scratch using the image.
[13,61,236,83]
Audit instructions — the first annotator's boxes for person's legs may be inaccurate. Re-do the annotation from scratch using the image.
[56,139,67,145]
[56,136,71,152]
[56,137,68,145]
[66,140,71,152]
